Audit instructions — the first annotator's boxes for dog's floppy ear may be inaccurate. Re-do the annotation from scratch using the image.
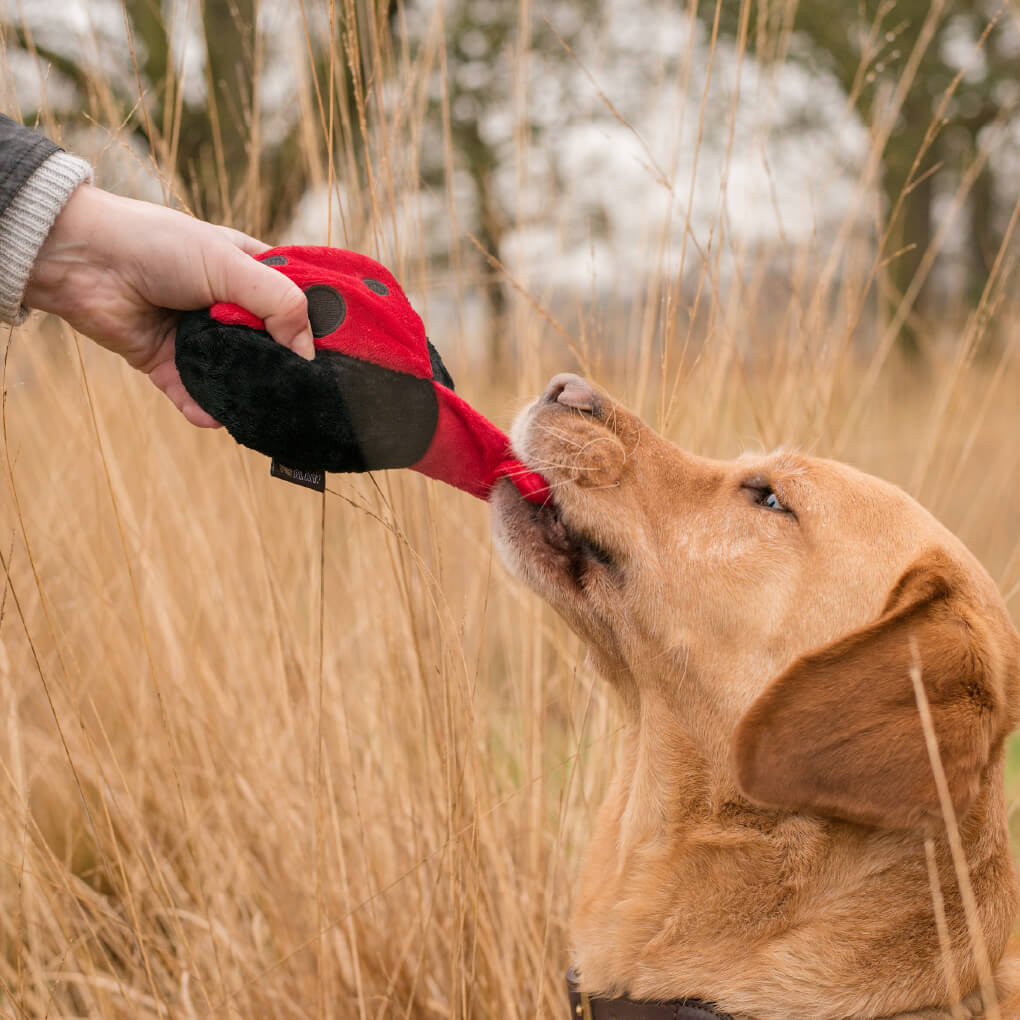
[731,551,1007,831]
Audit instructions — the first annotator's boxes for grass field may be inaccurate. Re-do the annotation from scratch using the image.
[1,2,1019,1017]
[0,318,1016,1018]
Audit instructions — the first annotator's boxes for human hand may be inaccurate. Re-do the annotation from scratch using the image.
[21,185,314,427]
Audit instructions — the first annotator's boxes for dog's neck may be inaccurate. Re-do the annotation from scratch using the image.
[593,676,765,889]
[597,648,754,788]
[570,656,1016,1018]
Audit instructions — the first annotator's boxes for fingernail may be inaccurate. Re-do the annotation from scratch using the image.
[295,327,315,361]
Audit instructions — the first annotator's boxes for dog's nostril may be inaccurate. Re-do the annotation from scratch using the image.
[543,373,597,412]
[541,375,571,404]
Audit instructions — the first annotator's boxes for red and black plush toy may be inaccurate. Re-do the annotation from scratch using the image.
[175,246,548,503]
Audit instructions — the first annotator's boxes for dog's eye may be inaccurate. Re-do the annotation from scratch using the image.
[742,483,793,515]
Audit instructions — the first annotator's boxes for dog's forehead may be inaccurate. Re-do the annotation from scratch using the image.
[734,447,812,480]
[736,447,911,501]
[730,448,945,550]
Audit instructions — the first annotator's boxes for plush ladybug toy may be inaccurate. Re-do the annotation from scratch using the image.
[175,246,548,503]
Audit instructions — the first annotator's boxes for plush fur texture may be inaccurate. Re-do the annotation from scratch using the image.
[491,373,1020,1020]
[175,246,548,502]
[208,246,435,376]
[176,309,438,472]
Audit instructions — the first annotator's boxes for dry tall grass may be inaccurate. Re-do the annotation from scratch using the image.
[1,1,1019,1018]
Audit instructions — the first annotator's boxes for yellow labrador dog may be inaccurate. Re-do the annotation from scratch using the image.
[491,374,1020,1020]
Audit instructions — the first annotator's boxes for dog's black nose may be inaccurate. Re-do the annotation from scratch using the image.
[542,373,598,413]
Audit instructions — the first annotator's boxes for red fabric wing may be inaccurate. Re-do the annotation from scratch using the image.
[210,247,433,378]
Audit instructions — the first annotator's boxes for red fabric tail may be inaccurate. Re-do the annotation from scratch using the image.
[413,385,548,503]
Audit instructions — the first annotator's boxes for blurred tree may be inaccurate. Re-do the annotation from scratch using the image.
[6,0,596,369]
[443,5,514,366]
[706,0,1018,355]
[402,0,596,370]
[128,0,258,222]
[1,0,395,236]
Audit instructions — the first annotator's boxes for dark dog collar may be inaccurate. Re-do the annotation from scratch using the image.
[567,968,732,1020]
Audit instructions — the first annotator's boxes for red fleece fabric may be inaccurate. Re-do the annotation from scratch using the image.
[212,247,433,378]
[415,385,550,501]
[209,246,549,503]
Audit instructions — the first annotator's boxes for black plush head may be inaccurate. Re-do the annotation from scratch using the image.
[175,309,442,473]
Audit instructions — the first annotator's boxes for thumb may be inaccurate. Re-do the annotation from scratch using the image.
[215,246,315,360]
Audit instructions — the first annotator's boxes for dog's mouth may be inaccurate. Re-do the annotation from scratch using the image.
[535,500,617,582]
[494,481,618,590]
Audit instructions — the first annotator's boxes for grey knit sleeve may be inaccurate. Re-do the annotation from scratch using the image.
[0,150,94,324]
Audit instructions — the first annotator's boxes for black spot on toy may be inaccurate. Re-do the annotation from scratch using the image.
[304,284,346,338]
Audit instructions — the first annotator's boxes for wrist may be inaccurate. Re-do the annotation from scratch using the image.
[21,184,118,320]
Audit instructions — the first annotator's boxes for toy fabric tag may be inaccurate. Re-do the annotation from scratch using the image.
[270,459,325,492]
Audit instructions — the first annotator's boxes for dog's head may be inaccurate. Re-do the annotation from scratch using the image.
[492,374,1020,833]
